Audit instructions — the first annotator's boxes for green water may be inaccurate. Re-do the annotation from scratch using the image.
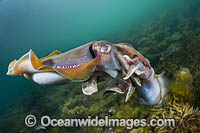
[1,0,200,132]
[0,0,175,113]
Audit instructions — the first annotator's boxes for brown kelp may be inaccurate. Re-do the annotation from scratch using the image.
[151,97,200,132]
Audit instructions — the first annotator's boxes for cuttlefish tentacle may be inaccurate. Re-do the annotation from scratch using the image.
[111,47,138,102]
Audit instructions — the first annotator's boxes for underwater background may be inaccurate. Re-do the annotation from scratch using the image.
[0,0,200,132]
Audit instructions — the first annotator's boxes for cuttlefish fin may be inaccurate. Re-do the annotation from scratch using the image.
[125,84,135,102]
[56,58,100,81]
[40,50,62,62]
[30,50,44,69]
[103,78,129,95]
[8,60,17,69]
[38,65,55,72]
[30,50,60,72]
[82,76,98,95]
[7,50,44,75]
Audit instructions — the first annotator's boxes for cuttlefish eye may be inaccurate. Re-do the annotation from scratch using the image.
[100,44,111,53]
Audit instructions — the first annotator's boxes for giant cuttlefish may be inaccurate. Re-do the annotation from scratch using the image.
[7,41,167,105]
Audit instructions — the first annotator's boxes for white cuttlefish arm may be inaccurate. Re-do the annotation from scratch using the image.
[123,55,167,105]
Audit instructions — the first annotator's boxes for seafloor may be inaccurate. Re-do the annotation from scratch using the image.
[0,1,200,133]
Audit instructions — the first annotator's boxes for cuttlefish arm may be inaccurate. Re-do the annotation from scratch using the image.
[114,43,167,104]
[81,41,136,97]
[121,52,167,105]
[103,77,131,95]
[115,43,151,68]
[82,76,98,95]
[109,44,138,102]
[90,41,135,97]
[81,41,133,96]
[82,74,132,97]
[102,75,135,103]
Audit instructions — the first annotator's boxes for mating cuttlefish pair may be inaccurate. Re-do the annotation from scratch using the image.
[7,41,167,105]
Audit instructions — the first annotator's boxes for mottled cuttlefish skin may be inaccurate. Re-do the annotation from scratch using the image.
[7,41,167,105]
[53,62,81,69]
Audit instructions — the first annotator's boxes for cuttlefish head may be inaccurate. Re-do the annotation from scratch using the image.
[91,41,121,78]
[7,50,42,76]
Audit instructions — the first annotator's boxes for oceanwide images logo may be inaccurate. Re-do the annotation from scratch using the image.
[25,115,175,129]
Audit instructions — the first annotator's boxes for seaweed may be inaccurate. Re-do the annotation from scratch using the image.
[169,68,195,103]
[151,97,200,133]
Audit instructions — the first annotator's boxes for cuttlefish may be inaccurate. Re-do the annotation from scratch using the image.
[7,41,167,105]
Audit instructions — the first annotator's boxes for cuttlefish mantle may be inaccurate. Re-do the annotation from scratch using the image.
[7,42,100,85]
